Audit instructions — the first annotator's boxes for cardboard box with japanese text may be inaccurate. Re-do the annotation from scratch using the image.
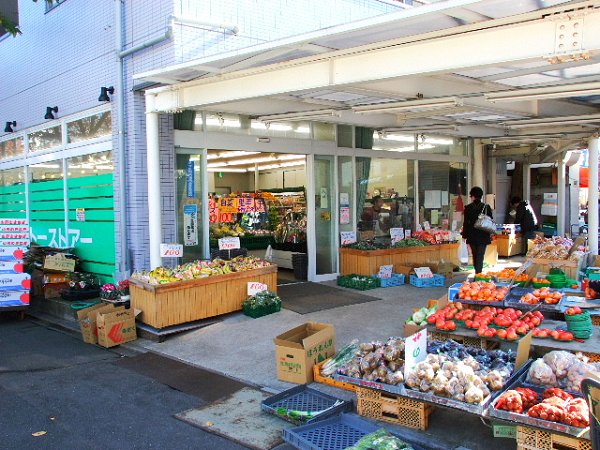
[77,303,116,344]
[96,307,137,348]
[274,322,336,384]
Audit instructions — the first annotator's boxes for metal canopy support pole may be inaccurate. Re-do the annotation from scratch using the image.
[588,135,599,255]
[472,140,484,189]
[557,160,566,236]
[523,162,531,202]
[146,112,162,268]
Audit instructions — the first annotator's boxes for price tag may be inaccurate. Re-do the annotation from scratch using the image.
[160,243,183,258]
[390,228,404,244]
[0,261,24,273]
[414,267,434,279]
[423,221,431,230]
[218,237,240,250]
[0,273,31,290]
[340,231,357,245]
[0,290,30,305]
[0,246,27,261]
[378,265,393,278]
[247,282,268,296]
[0,225,28,233]
[0,218,28,226]
[404,230,411,239]
[493,425,516,439]
[404,329,427,380]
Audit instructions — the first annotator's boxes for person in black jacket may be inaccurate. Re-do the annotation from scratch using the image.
[511,196,538,254]
[461,186,493,274]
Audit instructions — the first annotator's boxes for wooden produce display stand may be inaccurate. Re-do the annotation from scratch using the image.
[130,265,277,329]
[496,234,523,257]
[340,242,498,276]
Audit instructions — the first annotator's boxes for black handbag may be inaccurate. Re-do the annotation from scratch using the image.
[474,203,497,234]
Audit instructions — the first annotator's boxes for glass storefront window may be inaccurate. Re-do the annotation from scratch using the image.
[29,126,62,152]
[67,111,112,144]
[0,167,25,187]
[30,160,64,181]
[418,161,467,228]
[67,151,113,178]
[416,134,468,155]
[0,137,24,160]
[356,157,415,234]
[372,132,415,152]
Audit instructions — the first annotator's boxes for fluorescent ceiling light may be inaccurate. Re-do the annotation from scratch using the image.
[208,154,305,168]
[205,117,241,127]
[207,168,248,173]
[484,82,600,102]
[489,133,566,143]
[382,125,458,133]
[257,161,305,171]
[352,97,463,114]
[258,109,342,122]
[207,151,259,160]
[32,164,60,169]
[503,113,600,129]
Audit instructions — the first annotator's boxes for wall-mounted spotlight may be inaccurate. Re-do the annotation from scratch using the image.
[98,86,114,102]
[45,106,58,120]
[4,121,16,133]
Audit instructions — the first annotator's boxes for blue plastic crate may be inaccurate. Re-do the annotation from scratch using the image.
[284,413,425,450]
[261,385,352,425]
[376,273,405,288]
[410,274,445,288]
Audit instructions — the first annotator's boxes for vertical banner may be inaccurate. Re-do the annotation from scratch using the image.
[186,160,195,198]
[183,204,198,246]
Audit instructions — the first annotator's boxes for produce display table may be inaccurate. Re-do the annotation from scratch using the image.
[130,265,277,329]
[340,242,498,277]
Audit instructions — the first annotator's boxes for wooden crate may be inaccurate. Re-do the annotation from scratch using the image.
[497,235,523,257]
[428,331,499,350]
[526,257,585,280]
[130,265,277,329]
[312,358,357,392]
[516,426,592,450]
[356,386,433,430]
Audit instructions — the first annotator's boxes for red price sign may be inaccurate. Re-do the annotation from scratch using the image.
[160,244,183,258]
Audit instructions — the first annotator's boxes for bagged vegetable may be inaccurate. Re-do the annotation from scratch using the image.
[543,351,577,379]
[527,359,558,387]
[346,428,413,450]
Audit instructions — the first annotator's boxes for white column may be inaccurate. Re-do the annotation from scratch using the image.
[146,112,162,269]
[472,140,484,190]
[557,161,566,236]
[200,148,210,260]
[589,136,599,255]
[523,163,531,202]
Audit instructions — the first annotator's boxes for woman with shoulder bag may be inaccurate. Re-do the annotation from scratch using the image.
[461,186,494,274]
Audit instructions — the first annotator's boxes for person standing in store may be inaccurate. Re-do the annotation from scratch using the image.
[510,196,538,253]
[461,186,493,274]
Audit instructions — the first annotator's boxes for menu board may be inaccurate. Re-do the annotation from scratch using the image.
[0,218,30,308]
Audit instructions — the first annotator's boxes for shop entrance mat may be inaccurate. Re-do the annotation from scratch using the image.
[278,282,381,314]
[113,352,250,403]
[176,387,292,450]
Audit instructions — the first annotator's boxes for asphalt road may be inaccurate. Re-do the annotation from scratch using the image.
[0,316,249,450]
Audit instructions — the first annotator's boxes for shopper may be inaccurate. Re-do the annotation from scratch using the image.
[461,187,493,274]
[511,196,538,253]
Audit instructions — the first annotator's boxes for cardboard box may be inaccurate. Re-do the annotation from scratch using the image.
[497,235,523,257]
[96,307,137,348]
[77,303,116,344]
[274,322,336,384]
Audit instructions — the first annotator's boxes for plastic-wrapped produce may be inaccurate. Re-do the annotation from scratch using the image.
[346,428,414,450]
[387,370,404,385]
[405,371,420,389]
[419,379,433,392]
[527,359,558,387]
[465,385,485,404]
[484,370,507,391]
[565,361,600,393]
[543,351,577,379]
[431,373,449,395]
[416,362,435,381]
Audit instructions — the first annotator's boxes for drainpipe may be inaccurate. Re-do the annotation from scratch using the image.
[115,0,173,276]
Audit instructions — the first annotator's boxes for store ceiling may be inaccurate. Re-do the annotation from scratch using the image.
[139,0,600,156]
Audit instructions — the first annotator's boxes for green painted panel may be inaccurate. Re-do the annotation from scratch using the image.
[29,211,64,220]
[30,180,64,191]
[68,186,114,199]
[69,222,116,263]
[30,200,65,211]
[30,189,64,202]
[68,198,113,209]
[31,221,69,247]
[79,261,116,279]
[67,173,113,188]
[0,193,26,204]
[67,210,115,221]
[0,185,26,195]
[0,211,26,219]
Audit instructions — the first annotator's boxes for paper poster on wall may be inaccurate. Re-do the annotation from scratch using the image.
[186,161,196,198]
[76,208,86,222]
[320,188,328,209]
[340,207,350,225]
[441,191,449,206]
[430,210,439,225]
[424,190,441,209]
[339,192,350,207]
[183,204,198,246]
